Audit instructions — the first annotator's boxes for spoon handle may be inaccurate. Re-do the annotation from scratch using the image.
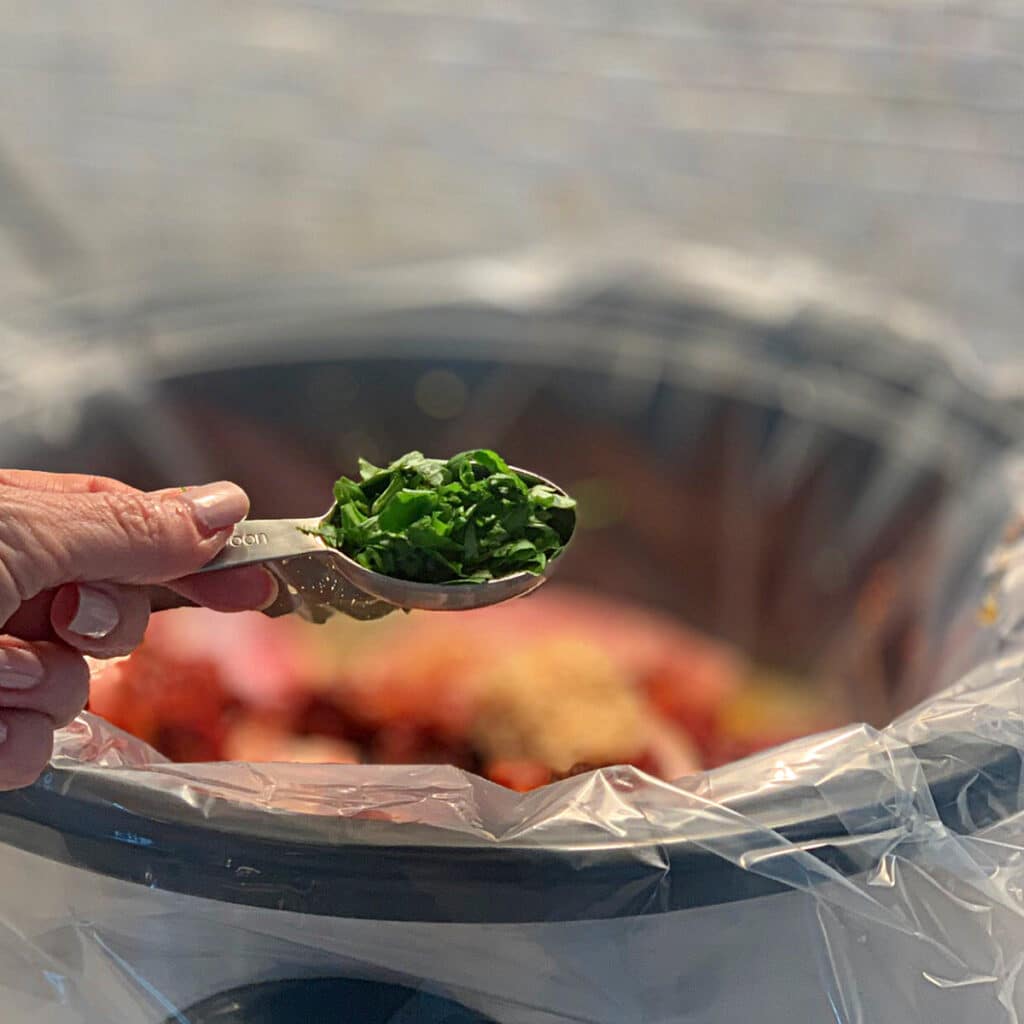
[193,518,325,574]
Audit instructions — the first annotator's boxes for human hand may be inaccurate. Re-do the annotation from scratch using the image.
[0,470,278,789]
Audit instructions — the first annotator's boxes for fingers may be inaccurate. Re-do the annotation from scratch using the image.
[0,711,55,791]
[1,590,60,641]
[3,570,280,645]
[0,639,89,728]
[57,570,279,635]
[0,636,92,791]
[168,566,279,613]
[0,470,275,648]
[49,583,152,658]
[0,481,250,617]
[46,570,280,641]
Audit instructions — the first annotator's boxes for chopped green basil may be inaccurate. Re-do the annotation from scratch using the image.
[314,450,575,584]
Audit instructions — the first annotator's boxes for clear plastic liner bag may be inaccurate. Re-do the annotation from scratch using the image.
[0,257,1021,1022]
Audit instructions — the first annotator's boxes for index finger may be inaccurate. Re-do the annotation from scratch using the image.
[0,470,137,495]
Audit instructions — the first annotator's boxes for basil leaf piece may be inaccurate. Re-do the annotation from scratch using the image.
[378,489,438,532]
[315,450,576,585]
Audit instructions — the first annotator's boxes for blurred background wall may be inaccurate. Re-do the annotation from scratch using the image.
[0,1,1021,369]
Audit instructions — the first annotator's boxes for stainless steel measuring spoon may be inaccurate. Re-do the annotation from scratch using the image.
[189,469,575,623]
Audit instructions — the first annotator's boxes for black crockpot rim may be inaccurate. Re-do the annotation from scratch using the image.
[0,731,1013,924]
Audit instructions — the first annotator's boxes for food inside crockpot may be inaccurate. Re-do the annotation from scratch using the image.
[313,449,575,583]
[88,586,847,790]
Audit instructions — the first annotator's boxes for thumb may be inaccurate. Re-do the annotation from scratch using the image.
[0,482,249,613]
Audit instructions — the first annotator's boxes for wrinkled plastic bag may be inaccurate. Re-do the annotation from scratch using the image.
[9,640,1024,1021]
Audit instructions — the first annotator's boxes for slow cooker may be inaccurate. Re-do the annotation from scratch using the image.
[0,259,1023,1023]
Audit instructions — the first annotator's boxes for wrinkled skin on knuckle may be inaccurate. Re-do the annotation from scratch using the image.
[0,550,24,627]
[104,491,168,547]
[101,491,201,579]
[0,488,59,608]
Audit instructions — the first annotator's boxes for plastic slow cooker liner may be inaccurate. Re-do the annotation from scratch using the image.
[1,258,1024,1022]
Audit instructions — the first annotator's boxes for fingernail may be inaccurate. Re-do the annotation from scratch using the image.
[256,568,280,611]
[68,585,120,639]
[184,481,250,535]
[0,647,43,690]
